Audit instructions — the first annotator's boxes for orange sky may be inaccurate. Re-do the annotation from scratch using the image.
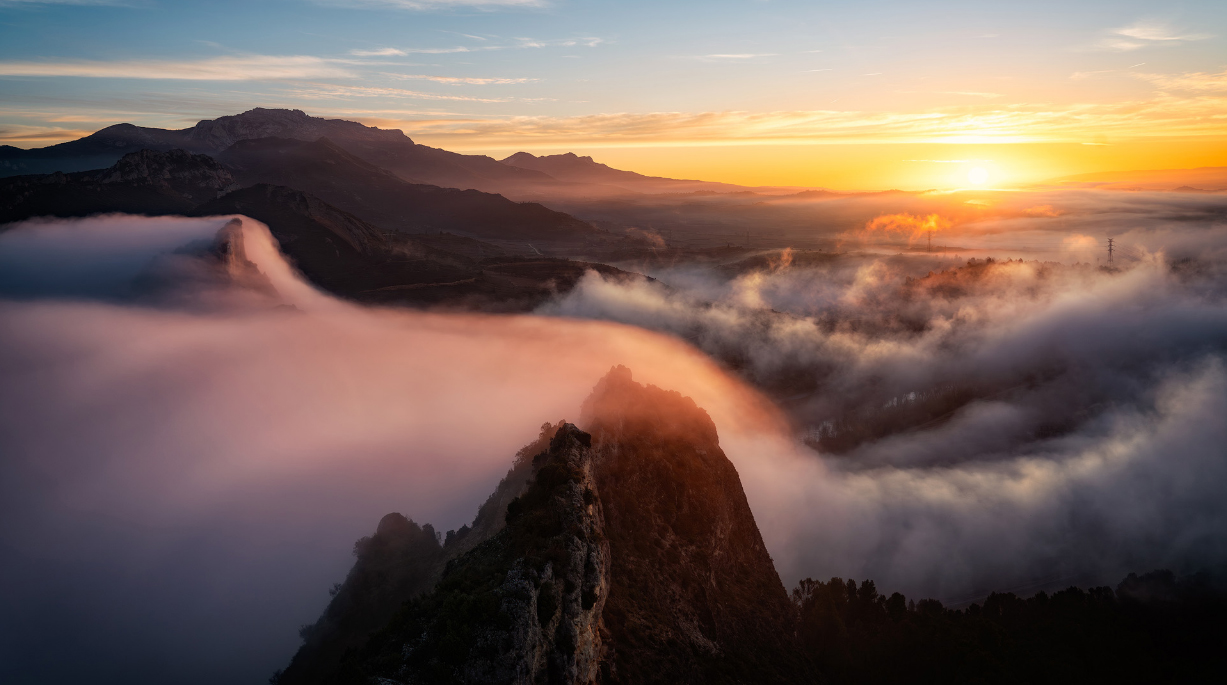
[2,1,1225,192]
[440,138,1227,191]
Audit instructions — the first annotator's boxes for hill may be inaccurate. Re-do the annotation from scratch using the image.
[216,137,599,242]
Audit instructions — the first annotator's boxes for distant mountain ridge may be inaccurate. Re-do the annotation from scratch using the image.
[0,149,640,310]
[216,136,598,241]
[0,108,553,191]
[502,151,659,185]
[500,151,771,195]
[0,108,772,197]
[1043,166,1227,192]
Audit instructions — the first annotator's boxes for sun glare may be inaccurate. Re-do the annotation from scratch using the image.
[968,167,989,185]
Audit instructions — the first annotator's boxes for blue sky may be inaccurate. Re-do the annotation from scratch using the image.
[0,0,1224,185]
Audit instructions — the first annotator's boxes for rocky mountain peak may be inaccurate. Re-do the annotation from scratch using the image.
[278,370,809,684]
[186,108,413,151]
[580,365,718,443]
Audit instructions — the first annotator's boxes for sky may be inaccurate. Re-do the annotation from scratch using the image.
[0,0,1224,189]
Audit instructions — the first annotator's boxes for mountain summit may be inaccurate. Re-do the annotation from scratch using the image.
[277,367,809,684]
[0,108,552,191]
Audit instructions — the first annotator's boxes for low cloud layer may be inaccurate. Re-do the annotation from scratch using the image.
[1,201,1225,683]
[541,187,1227,599]
[0,215,768,684]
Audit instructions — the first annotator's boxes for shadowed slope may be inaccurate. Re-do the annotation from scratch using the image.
[0,149,232,224]
[217,137,600,242]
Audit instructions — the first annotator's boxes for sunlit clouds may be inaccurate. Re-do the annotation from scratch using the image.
[1135,68,1227,92]
[313,0,546,10]
[0,1,1223,188]
[0,55,354,80]
[367,95,1227,148]
[1100,20,1214,51]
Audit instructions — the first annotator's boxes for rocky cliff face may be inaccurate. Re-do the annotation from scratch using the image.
[98,148,235,203]
[582,367,804,684]
[279,369,813,684]
[358,424,611,685]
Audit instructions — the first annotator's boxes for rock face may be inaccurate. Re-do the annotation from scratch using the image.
[98,148,234,203]
[279,369,813,684]
[278,426,560,685]
[582,367,804,684]
[356,424,611,685]
[0,149,233,223]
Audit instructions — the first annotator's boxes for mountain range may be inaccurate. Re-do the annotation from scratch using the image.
[0,147,637,310]
[0,108,752,198]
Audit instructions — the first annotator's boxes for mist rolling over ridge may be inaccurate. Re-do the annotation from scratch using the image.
[2,188,1226,681]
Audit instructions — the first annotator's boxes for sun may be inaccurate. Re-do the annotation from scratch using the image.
[968,167,989,185]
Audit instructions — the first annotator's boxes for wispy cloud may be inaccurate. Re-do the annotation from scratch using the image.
[690,53,778,62]
[0,124,96,144]
[312,0,544,10]
[350,47,409,57]
[0,55,352,80]
[388,73,536,85]
[1098,20,1212,51]
[287,82,512,102]
[348,36,601,56]
[0,0,139,5]
[1070,69,1114,80]
[368,95,1227,148]
[1135,68,1227,93]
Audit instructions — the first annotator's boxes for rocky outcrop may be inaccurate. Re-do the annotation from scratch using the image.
[278,425,562,685]
[209,218,278,295]
[582,367,806,684]
[281,513,449,685]
[280,369,814,684]
[97,148,234,203]
[333,423,610,685]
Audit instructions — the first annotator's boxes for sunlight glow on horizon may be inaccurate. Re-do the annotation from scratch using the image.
[0,0,1223,191]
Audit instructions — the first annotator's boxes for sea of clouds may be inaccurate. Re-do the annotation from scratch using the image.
[1,189,1225,683]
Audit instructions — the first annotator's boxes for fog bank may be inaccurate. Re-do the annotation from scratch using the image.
[2,205,1225,683]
